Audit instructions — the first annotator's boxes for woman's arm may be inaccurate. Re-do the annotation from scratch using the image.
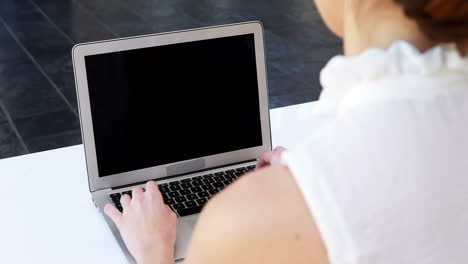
[104,164,328,264]
[185,165,329,264]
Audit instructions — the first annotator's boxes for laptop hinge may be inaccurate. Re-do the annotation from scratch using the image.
[111,159,257,190]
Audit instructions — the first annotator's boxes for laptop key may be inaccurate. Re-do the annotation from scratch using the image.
[169,181,180,185]
[170,185,182,191]
[213,182,224,188]
[168,191,180,198]
[110,193,121,202]
[179,189,191,196]
[213,175,225,182]
[202,184,214,190]
[208,189,218,196]
[192,176,202,180]
[187,194,198,200]
[203,178,214,184]
[192,180,203,186]
[110,193,120,199]
[214,172,225,176]
[165,198,176,205]
[190,187,202,193]
[225,174,235,180]
[159,186,170,193]
[223,180,233,185]
[175,196,187,203]
[203,174,214,178]
[180,182,193,189]
[184,201,197,208]
[177,206,202,217]
[181,178,191,183]
[173,203,185,210]
[196,198,207,206]
[198,191,209,198]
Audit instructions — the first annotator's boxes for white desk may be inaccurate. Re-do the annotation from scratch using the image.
[1,102,318,264]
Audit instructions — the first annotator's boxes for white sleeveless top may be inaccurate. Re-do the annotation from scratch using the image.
[281,41,468,264]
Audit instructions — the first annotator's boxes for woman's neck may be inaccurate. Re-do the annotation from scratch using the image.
[341,1,467,56]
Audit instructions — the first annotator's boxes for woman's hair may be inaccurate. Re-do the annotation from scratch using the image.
[394,0,468,42]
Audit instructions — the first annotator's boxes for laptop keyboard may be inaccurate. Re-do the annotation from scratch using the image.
[109,165,256,217]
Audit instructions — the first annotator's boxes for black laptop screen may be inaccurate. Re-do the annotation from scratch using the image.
[84,33,263,177]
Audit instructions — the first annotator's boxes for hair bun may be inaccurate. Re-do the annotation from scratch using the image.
[395,0,468,42]
[425,0,468,22]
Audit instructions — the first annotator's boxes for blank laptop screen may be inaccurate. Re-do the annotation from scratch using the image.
[84,33,263,177]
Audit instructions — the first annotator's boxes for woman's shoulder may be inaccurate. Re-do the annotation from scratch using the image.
[186,165,329,264]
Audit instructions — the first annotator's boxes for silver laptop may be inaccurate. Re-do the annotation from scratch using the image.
[72,22,271,263]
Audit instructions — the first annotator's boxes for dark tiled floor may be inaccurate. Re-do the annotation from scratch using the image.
[0,0,342,159]
[0,121,27,157]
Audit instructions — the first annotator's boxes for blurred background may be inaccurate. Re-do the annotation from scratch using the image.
[0,0,341,159]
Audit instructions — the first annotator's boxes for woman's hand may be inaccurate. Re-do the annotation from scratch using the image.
[256,146,287,169]
[104,181,177,264]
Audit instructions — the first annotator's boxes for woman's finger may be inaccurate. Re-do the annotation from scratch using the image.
[256,147,287,169]
[271,149,285,164]
[121,194,131,208]
[256,151,273,169]
[132,186,144,200]
[104,203,122,227]
[165,204,176,216]
[273,146,287,152]
[146,180,163,200]
[146,180,158,192]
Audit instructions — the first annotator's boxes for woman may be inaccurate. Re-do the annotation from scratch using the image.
[104,0,468,263]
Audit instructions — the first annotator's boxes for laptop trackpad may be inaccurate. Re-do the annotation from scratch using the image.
[175,214,199,261]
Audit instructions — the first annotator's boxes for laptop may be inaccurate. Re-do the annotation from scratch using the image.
[71,22,271,263]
